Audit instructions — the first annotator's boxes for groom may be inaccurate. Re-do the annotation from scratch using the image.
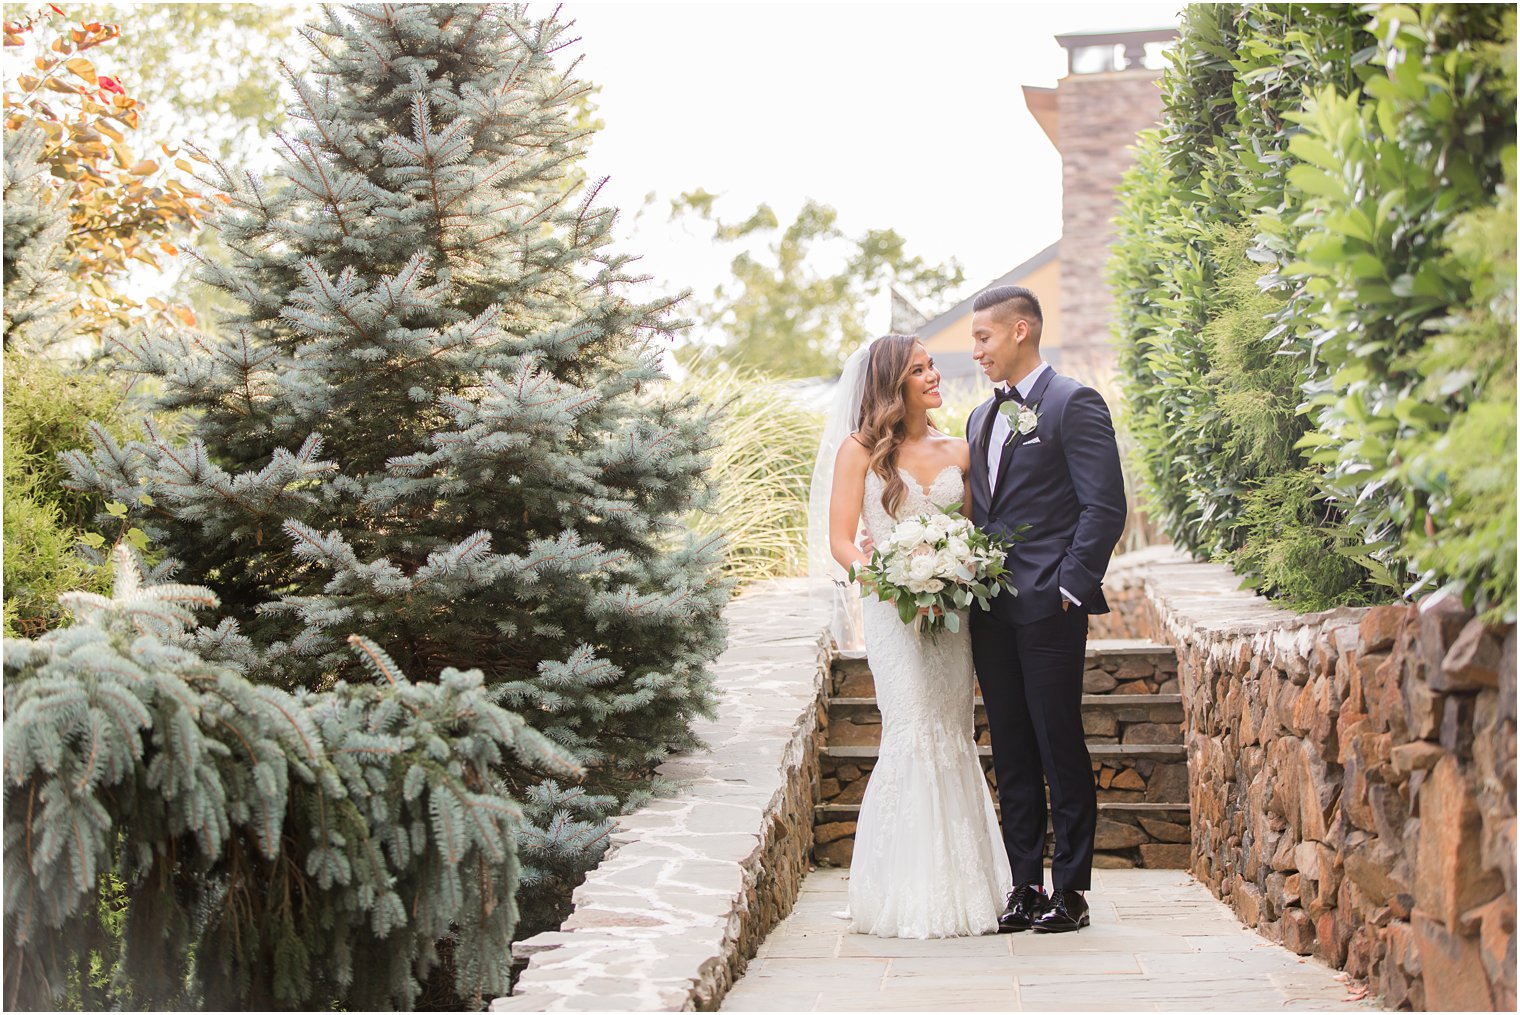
[965,285,1126,934]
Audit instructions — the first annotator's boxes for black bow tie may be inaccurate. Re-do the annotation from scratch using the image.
[994,386,1025,407]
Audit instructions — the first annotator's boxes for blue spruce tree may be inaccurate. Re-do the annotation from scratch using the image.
[4,547,581,1009]
[64,4,728,943]
[3,123,75,351]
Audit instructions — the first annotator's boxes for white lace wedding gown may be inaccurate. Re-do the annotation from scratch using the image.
[847,464,1012,938]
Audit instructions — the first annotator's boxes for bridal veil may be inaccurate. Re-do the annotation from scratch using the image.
[806,343,870,651]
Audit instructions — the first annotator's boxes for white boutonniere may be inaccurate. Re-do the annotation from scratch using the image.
[998,400,1040,437]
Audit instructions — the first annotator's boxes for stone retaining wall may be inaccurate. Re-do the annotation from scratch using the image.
[493,579,831,1012]
[1094,547,1517,1010]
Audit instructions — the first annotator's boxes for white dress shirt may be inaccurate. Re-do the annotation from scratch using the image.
[985,361,1050,490]
[984,362,1081,608]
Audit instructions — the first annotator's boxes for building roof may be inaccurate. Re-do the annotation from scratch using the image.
[1053,26,1178,49]
[916,241,1061,343]
[1055,26,1179,77]
[1024,84,1058,146]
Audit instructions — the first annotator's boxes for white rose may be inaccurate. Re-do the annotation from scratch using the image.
[908,555,937,584]
[892,519,925,547]
[946,537,971,561]
[924,514,952,540]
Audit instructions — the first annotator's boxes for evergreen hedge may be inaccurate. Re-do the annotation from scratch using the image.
[1112,3,1515,618]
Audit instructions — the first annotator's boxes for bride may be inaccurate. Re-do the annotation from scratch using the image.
[812,333,1011,938]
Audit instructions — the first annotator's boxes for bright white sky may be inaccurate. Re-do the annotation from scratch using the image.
[565,2,1182,331]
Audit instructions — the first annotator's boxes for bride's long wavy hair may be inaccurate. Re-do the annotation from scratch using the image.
[856,334,934,519]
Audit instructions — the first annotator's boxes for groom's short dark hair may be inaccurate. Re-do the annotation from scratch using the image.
[973,285,1043,330]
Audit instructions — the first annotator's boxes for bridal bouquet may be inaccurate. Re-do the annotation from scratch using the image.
[852,506,1020,636]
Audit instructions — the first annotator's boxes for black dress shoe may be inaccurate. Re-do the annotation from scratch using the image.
[997,883,1049,933]
[1031,888,1090,933]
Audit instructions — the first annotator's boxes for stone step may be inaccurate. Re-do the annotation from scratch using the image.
[812,794,1193,871]
[826,697,1185,725]
[820,643,1191,872]
[832,638,1173,662]
[822,694,1184,750]
[818,746,1190,809]
[826,693,1182,708]
[830,640,1180,699]
[821,743,1186,761]
[814,800,1190,819]
[832,638,1176,667]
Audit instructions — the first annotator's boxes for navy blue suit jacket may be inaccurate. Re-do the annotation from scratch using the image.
[966,370,1126,625]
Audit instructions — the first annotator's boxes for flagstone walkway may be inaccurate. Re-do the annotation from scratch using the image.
[721,867,1383,1012]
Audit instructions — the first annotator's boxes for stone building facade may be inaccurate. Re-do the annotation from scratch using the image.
[1039,29,1175,369]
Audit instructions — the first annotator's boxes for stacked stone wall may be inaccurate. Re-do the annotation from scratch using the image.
[1095,547,1517,1010]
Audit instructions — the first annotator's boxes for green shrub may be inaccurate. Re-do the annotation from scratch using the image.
[1232,469,1368,610]
[2,357,134,636]
[1392,177,1517,616]
[1,445,106,638]
[1111,3,1516,618]
[4,357,131,528]
[1112,131,1367,603]
[1275,5,1515,618]
[1111,131,1212,553]
[1201,227,1296,474]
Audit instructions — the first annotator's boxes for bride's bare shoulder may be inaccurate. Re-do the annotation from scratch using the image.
[835,432,871,470]
[931,432,971,470]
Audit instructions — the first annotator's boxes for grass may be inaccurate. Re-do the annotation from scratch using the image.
[678,367,825,588]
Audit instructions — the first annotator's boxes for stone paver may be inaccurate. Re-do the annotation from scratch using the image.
[496,580,832,1012]
[721,867,1384,1012]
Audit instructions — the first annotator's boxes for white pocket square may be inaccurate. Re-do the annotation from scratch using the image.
[1023,436,1042,445]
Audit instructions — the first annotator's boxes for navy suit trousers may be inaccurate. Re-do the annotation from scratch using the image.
[971,604,1096,891]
